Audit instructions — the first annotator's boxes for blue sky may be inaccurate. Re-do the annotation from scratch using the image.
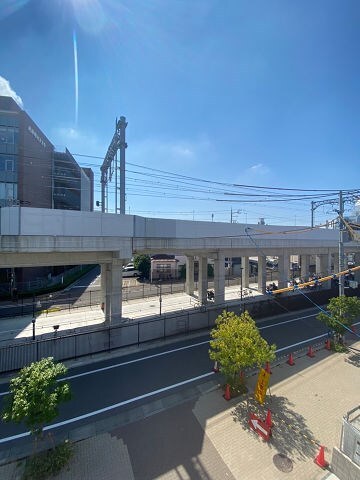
[1,0,359,225]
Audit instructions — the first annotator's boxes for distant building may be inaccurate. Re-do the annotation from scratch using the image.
[0,96,93,210]
[0,95,94,293]
[151,254,179,281]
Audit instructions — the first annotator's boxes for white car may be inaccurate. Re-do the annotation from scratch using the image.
[122,265,141,277]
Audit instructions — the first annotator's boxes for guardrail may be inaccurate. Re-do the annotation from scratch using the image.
[0,286,347,375]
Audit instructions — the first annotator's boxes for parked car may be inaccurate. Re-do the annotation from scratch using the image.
[122,265,141,278]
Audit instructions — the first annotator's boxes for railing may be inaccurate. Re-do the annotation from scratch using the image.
[0,286,344,375]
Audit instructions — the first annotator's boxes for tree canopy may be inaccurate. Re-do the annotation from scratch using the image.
[2,357,71,437]
[209,310,276,385]
[317,295,360,341]
[133,254,151,279]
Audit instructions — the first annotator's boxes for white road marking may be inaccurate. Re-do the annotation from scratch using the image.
[0,371,214,444]
[258,314,315,330]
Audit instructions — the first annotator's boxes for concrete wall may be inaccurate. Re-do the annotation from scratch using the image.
[133,215,339,241]
[332,446,360,480]
[0,207,134,237]
[0,207,341,242]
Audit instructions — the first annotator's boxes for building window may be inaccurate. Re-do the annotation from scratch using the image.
[0,155,17,172]
[0,127,15,144]
[0,182,17,200]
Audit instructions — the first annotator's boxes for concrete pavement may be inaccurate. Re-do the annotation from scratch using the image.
[0,282,263,342]
[1,338,359,479]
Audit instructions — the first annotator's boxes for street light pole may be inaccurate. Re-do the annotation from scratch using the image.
[158,279,162,315]
[240,267,243,312]
[32,317,36,341]
[338,190,345,297]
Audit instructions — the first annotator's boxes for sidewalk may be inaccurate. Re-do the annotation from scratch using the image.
[0,283,263,342]
[1,340,359,479]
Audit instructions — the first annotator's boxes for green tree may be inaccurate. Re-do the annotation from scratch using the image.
[133,254,151,279]
[209,310,276,388]
[179,264,186,280]
[317,296,360,344]
[2,357,71,438]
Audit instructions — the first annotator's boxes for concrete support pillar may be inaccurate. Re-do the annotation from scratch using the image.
[213,253,225,305]
[110,259,123,322]
[315,254,327,276]
[101,260,123,324]
[353,253,360,282]
[198,256,208,305]
[333,253,339,273]
[300,255,310,281]
[185,256,194,296]
[278,253,290,289]
[327,252,333,275]
[258,255,267,294]
[241,256,250,288]
[101,263,111,323]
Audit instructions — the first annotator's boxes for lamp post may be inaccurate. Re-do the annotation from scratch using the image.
[158,279,162,315]
[31,317,36,341]
[240,267,243,312]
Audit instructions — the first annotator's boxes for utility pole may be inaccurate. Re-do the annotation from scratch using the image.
[311,201,314,228]
[100,116,127,214]
[338,190,345,297]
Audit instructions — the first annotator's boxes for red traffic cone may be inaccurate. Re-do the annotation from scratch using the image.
[325,339,331,350]
[265,362,272,374]
[314,445,328,468]
[265,409,273,428]
[307,345,315,358]
[213,361,219,372]
[287,353,295,366]
[223,383,231,401]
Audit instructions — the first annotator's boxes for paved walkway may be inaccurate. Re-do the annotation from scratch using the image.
[1,340,359,479]
[0,283,263,342]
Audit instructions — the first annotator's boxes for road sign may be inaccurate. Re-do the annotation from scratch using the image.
[249,413,271,441]
[254,368,270,405]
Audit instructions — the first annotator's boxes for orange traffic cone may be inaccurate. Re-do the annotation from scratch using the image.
[287,353,295,366]
[213,361,219,372]
[307,345,315,358]
[325,339,331,350]
[265,409,272,428]
[265,362,272,374]
[314,445,328,468]
[223,384,231,401]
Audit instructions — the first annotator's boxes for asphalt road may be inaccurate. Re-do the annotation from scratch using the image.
[0,269,267,318]
[0,307,329,447]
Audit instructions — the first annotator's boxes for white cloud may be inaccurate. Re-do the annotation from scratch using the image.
[248,163,270,175]
[0,76,24,108]
[52,127,106,154]
[129,137,212,169]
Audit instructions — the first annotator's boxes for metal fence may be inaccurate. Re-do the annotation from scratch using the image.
[0,286,342,375]
[0,274,264,319]
[0,304,230,373]
[340,405,360,467]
